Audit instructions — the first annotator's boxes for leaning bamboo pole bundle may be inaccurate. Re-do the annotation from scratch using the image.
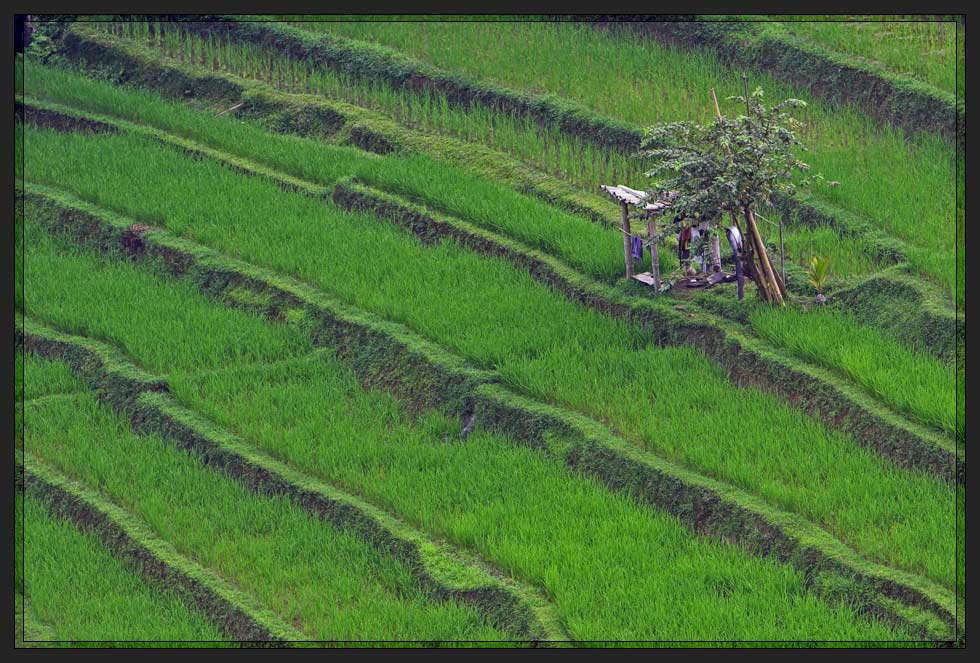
[745,207,786,303]
[711,88,784,305]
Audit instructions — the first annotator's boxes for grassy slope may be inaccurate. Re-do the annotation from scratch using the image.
[18,230,908,641]
[274,19,957,302]
[169,352,912,641]
[17,495,228,643]
[103,23,890,281]
[13,171,311,376]
[756,16,961,97]
[20,61,957,441]
[749,307,959,438]
[16,353,83,402]
[18,56,638,281]
[23,390,508,642]
[20,128,958,594]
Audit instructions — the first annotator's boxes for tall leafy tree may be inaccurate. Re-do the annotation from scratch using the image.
[640,85,833,304]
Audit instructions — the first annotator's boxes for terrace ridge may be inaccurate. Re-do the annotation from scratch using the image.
[20,185,961,640]
[57,22,922,273]
[19,451,305,643]
[17,314,567,644]
[18,96,958,480]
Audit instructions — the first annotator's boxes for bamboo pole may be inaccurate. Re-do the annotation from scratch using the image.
[745,213,773,301]
[778,216,786,287]
[755,212,789,299]
[745,207,784,304]
[711,88,724,122]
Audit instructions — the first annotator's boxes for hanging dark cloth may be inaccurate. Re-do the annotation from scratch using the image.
[678,227,692,262]
[631,235,643,261]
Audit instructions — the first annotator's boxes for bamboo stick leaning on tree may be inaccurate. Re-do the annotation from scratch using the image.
[643,84,823,305]
[712,88,784,305]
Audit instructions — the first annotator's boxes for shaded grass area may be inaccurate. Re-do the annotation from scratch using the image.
[263,18,957,301]
[827,266,960,364]
[757,17,961,97]
[18,229,912,640]
[16,494,227,643]
[23,391,510,642]
[755,223,886,280]
[749,306,959,440]
[19,131,958,595]
[15,593,59,648]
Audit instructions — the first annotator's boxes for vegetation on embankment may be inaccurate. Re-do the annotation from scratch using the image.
[23,388,512,642]
[749,306,958,439]
[603,18,961,143]
[17,18,963,647]
[754,16,962,98]
[17,493,228,643]
[20,62,957,452]
[17,231,925,641]
[19,128,959,597]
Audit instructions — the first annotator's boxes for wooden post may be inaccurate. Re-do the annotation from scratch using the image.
[647,215,660,291]
[621,201,633,279]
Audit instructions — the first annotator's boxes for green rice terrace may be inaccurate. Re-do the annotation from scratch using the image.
[15,14,963,648]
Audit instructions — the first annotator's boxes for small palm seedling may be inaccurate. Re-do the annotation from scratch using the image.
[806,255,833,304]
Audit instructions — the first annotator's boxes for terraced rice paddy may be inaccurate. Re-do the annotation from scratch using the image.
[16,15,962,648]
[267,17,958,299]
[758,16,962,97]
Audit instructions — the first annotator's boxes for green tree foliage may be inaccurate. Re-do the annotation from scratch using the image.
[639,85,836,303]
[641,86,831,218]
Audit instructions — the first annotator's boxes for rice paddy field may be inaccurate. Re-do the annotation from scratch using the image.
[752,15,963,98]
[15,14,963,648]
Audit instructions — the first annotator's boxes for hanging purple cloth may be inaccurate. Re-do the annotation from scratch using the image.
[631,235,643,261]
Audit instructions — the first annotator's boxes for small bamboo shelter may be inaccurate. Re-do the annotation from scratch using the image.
[600,184,674,290]
[601,184,743,295]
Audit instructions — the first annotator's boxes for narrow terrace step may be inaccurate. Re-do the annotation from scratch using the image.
[19,452,305,643]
